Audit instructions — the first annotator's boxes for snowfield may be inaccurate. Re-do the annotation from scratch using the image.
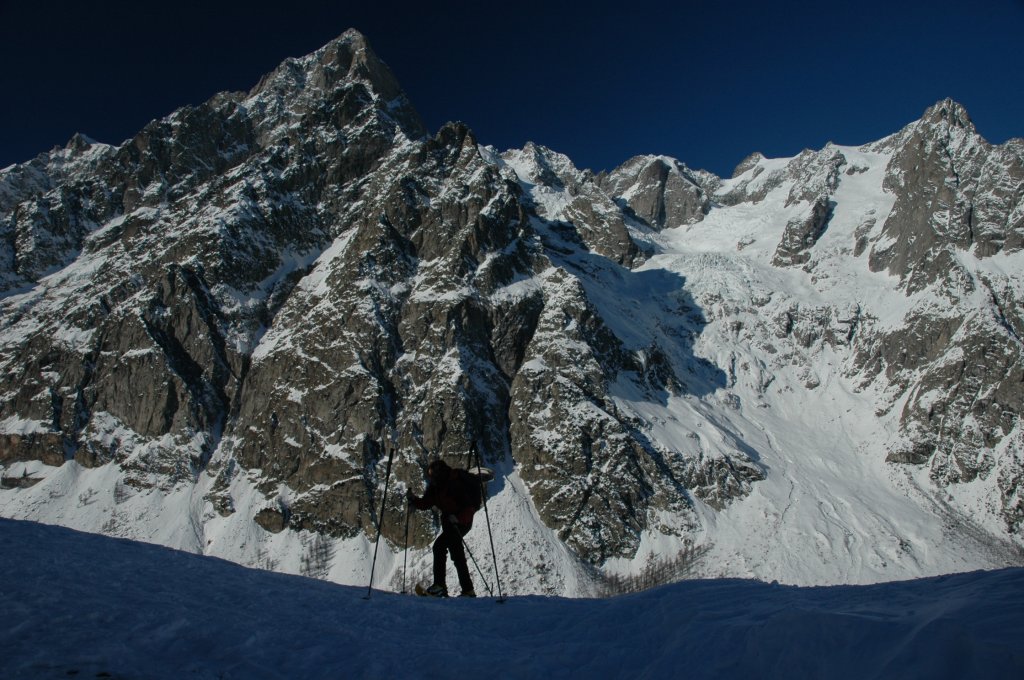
[1,518,1021,679]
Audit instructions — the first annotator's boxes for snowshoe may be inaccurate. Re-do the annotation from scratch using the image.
[415,583,448,597]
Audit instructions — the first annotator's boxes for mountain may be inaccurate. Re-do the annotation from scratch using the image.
[1,30,1022,594]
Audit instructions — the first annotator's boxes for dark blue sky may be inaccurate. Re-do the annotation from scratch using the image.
[2,1,1022,178]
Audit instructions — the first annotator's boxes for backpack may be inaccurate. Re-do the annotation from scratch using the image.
[452,468,484,511]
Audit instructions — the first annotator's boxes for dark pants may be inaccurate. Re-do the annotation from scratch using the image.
[433,518,473,592]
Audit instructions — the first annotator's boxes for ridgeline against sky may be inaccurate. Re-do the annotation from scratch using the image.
[1,0,1022,177]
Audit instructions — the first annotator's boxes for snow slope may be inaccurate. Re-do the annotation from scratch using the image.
[1,518,1021,679]
[598,143,1024,584]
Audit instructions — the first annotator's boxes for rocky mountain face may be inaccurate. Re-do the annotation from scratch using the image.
[1,32,1021,592]
[0,30,755,566]
[858,102,1024,530]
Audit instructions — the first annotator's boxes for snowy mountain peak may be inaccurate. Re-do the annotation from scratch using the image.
[247,27,425,141]
[64,132,99,154]
[312,28,410,104]
[502,141,581,189]
[868,98,981,156]
[597,154,712,230]
[732,151,766,178]
[920,97,976,134]
[605,154,706,193]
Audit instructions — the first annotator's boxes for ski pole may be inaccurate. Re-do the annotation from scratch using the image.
[402,498,411,594]
[474,443,505,603]
[365,440,396,599]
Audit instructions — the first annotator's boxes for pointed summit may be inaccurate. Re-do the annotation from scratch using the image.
[248,28,425,140]
[310,29,407,104]
[65,133,98,152]
[732,152,765,178]
[920,98,975,133]
[868,98,981,154]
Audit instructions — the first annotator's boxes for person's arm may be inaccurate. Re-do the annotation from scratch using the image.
[407,484,436,510]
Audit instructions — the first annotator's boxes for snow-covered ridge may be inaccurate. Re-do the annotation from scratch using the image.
[1,518,1021,679]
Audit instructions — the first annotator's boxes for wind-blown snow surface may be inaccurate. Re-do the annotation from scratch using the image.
[2,519,1021,679]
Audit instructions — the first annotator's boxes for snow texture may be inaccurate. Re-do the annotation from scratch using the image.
[1,518,1021,679]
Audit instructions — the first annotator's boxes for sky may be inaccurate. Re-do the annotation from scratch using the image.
[1,0,1023,178]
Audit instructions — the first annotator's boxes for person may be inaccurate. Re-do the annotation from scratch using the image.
[406,459,480,597]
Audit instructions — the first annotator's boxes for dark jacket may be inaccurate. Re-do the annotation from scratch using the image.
[410,468,480,527]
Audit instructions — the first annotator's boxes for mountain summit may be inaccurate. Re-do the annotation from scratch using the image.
[920,97,976,132]
[1,32,1021,594]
